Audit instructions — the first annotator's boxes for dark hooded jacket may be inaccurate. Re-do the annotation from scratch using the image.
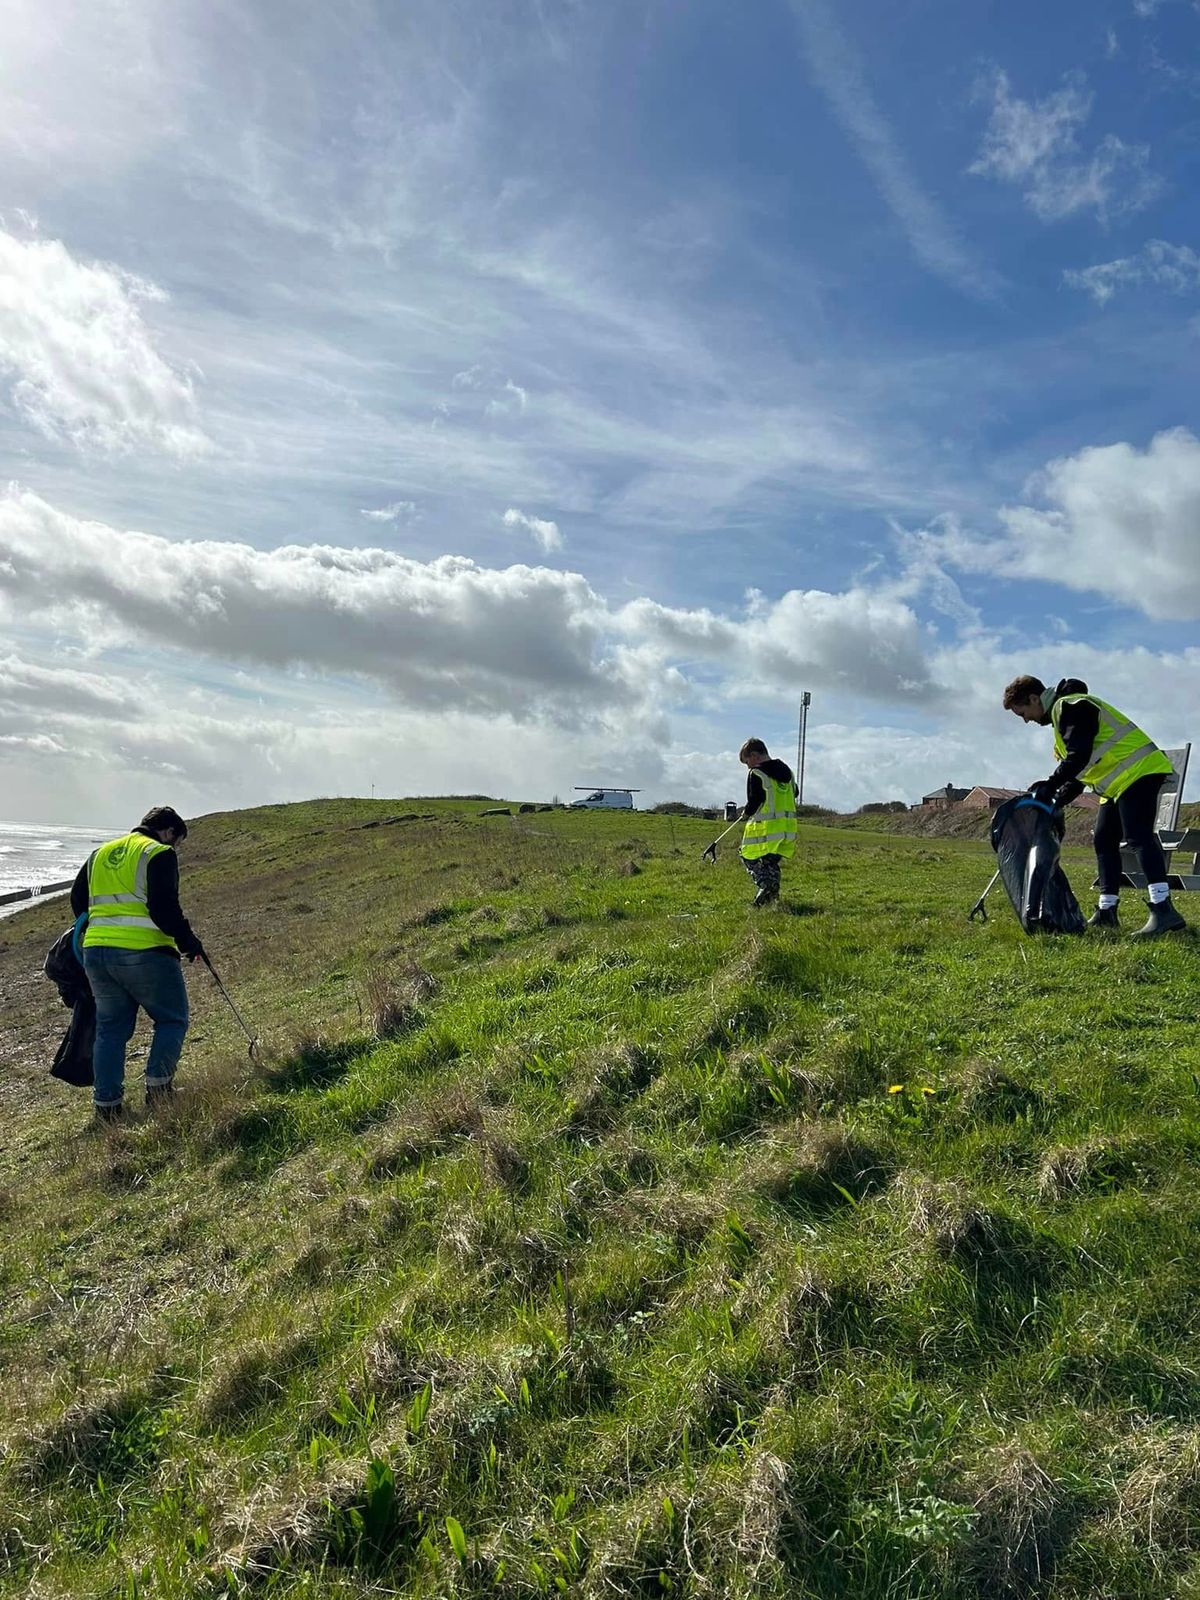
[1039,678,1097,804]
[743,757,795,820]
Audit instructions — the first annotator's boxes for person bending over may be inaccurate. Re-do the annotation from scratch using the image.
[1003,675,1186,938]
[71,805,206,1122]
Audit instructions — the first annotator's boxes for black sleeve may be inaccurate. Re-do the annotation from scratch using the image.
[70,861,89,918]
[145,850,202,956]
[1045,698,1100,789]
[743,771,766,819]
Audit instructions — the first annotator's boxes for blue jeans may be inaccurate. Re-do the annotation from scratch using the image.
[82,947,189,1107]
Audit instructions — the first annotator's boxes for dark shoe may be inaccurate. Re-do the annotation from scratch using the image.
[1088,905,1120,930]
[752,888,779,908]
[1130,899,1187,939]
[92,1103,124,1126]
[145,1081,176,1109]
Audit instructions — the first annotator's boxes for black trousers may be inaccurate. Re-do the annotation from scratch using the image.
[1094,773,1167,894]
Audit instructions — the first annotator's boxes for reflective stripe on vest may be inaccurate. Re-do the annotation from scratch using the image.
[83,832,178,951]
[742,770,798,860]
[1050,694,1172,801]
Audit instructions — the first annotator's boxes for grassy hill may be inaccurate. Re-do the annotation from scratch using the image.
[823,801,1200,849]
[0,798,1198,1599]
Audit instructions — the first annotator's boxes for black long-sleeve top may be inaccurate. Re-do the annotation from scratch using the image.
[742,757,795,819]
[1040,678,1098,804]
[71,829,202,958]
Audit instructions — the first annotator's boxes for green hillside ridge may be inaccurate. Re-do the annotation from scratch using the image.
[0,797,1198,1599]
[822,801,1200,847]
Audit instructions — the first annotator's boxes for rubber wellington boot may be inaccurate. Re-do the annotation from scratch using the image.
[1130,899,1187,939]
[1088,904,1120,930]
[752,887,779,908]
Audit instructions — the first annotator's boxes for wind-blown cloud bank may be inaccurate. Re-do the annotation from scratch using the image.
[0,488,940,723]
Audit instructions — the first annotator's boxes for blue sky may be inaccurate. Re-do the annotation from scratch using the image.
[1,0,1198,824]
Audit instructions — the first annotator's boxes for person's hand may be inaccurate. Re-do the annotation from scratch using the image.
[186,941,207,965]
[1027,780,1056,805]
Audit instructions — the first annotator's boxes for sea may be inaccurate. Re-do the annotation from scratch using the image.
[0,820,112,898]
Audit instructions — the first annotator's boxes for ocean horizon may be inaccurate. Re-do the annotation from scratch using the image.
[0,820,113,897]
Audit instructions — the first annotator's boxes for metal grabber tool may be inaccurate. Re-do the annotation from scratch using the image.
[201,953,259,1058]
[702,817,742,864]
[968,870,1001,923]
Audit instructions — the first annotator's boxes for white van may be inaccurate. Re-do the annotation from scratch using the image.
[570,788,637,810]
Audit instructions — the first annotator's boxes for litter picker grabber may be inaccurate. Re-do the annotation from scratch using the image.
[968,870,1000,922]
[702,817,742,864]
[201,953,259,1058]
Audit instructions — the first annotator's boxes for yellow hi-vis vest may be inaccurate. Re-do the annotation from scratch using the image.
[741,770,798,859]
[1049,692,1172,802]
[83,832,178,952]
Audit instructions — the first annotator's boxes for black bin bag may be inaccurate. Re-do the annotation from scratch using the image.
[989,796,1086,936]
[43,924,95,1087]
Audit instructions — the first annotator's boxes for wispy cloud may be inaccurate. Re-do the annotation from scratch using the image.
[359,500,419,524]
[1065,239,1200,302]
[0,221,212,457]
[787,0,1000,300]
[503,506,563,552]
[970,71,1162,222]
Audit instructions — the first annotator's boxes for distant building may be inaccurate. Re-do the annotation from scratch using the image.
[959,784,1101,812]
[918,783,970,810]
[960,786,1023,810]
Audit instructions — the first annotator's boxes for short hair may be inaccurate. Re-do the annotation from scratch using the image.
[739,737,769,760]
[139,805,188,840]
[1002,675,1045,711]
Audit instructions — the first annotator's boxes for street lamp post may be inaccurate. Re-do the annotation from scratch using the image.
[796,691,811,807]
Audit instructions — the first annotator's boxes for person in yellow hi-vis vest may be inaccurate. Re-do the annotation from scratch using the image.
[69,805,206,1123]
[1003,675,1187,939]
[738,738,798,907]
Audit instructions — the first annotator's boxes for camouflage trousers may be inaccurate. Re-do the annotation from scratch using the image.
[742,853,782,897]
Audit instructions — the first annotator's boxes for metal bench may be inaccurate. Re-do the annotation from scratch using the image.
[1119,744,1199,892]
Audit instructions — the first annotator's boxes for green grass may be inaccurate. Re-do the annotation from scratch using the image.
[0,796,1197,1598]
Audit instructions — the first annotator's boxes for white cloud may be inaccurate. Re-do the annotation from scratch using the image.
[486,379,527,419]
[0,489,605,720]
[359,501,419,523]
[1064,239,1200,304]
[787,0,999,300]
[0,223,211,457]
[503,506,563,552]
[996,430,1200,619]
[616,586,938,704]
[970,72,1162,223]
[0,731,69,754]
[0,653,134,715]
[916,430,1200,622]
